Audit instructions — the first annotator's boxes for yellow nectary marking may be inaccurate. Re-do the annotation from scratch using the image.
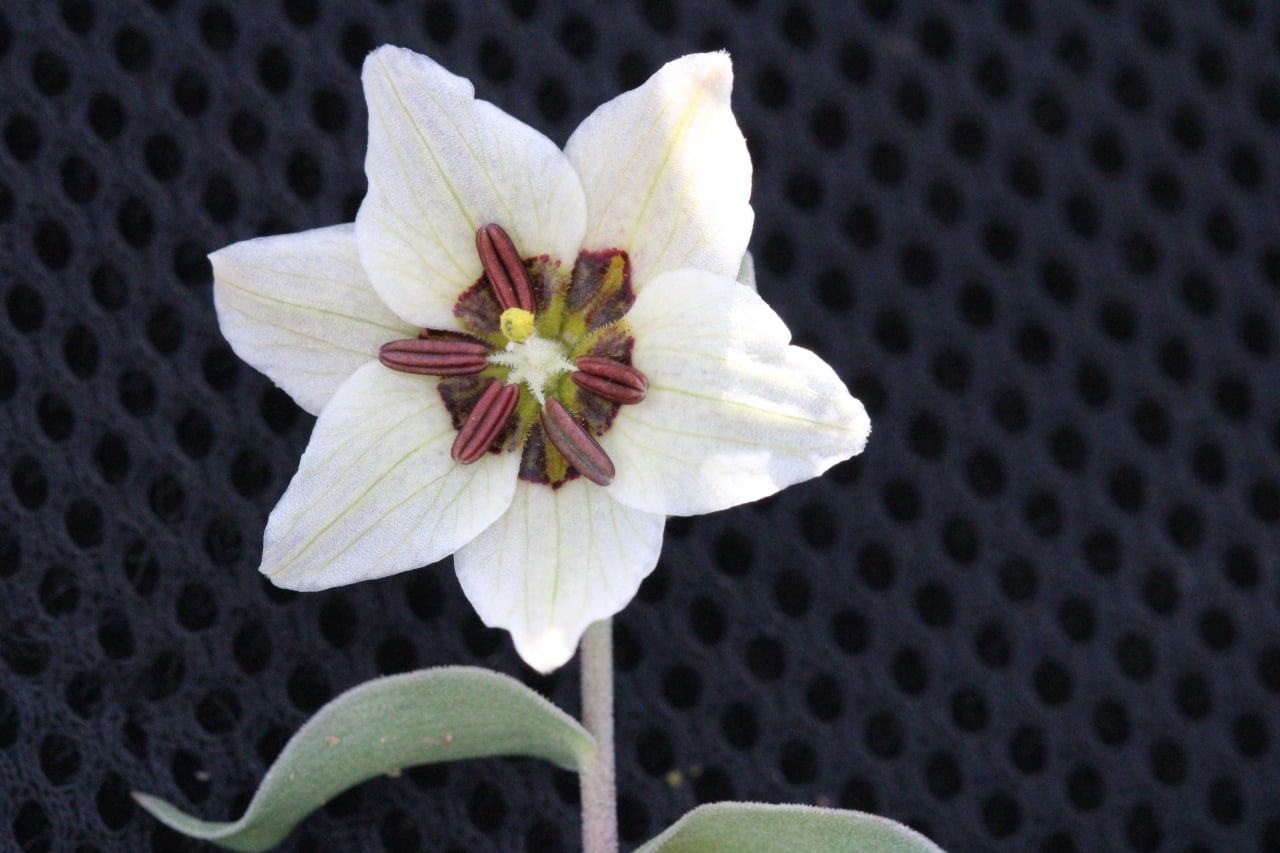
[500,307,536,343]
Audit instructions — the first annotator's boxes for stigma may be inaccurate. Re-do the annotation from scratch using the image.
[499,307,536,343]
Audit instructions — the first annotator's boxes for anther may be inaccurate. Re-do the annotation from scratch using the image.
[452,380,520,464]
[380,338,489,376]
[541,397,616,486]
[572,357,649,405]
[476,223,535,313]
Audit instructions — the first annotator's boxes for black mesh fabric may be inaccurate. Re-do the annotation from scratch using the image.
[2,0,1279,851]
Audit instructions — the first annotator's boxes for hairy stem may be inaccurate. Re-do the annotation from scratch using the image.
[580,618,617,853]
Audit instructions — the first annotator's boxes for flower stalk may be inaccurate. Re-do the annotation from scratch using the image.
[580,618,617,853]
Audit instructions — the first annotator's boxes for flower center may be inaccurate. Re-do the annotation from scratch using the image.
[487,335,575,406]
[378,223,648,488]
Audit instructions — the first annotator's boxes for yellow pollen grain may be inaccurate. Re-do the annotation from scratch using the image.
[500,307,536,343]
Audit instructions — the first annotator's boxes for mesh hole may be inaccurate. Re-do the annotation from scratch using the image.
[57,673,98,722]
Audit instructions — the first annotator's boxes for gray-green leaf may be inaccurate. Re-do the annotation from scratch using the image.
[133,666,594,851]
[634,802,946,853]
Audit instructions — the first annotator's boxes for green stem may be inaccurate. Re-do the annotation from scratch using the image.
[580,618,617,853]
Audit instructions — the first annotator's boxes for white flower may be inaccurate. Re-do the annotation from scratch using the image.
[211,46,870,673]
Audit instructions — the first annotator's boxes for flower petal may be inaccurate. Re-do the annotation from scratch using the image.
[736,250,756,292]
[603,270,870,516]
[565,52,753,289]
[211,224,418,416]
[356,46,588,329]
[263,362,520,591]
[454,480,665,673]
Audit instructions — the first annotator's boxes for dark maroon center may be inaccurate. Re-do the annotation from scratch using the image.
[378,224,649,488]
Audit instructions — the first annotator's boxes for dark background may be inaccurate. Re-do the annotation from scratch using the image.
[2,0,1279,851]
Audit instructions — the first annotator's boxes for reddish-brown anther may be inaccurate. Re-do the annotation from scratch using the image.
[380,338,490,376]
[476,223,535,313]
[452,379,520,464]
[572,356,649,405]
[541,397,616,486]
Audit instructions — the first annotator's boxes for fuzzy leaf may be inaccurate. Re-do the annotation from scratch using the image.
[634,803,946,853]
[134,667,594,851]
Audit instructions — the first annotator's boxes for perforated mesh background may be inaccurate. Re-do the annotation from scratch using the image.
[2,0,1279,850]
